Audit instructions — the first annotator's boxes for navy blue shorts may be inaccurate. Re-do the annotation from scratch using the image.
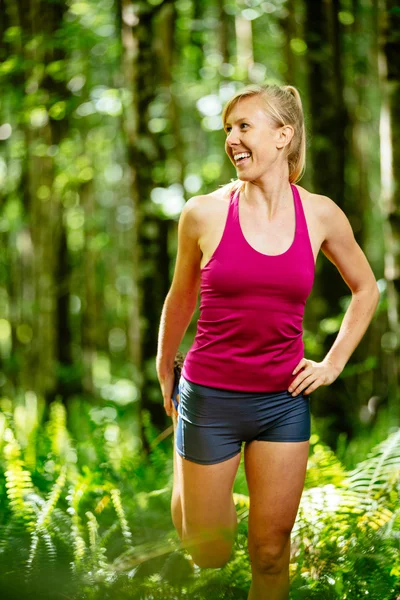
[173,374,311,465]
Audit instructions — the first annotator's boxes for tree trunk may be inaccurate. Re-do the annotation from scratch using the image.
[377,0,400,416]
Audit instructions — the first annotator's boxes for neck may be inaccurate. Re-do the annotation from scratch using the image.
[241,179,293,219]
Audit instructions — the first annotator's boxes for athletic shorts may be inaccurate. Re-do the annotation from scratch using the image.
[173,374,311,465]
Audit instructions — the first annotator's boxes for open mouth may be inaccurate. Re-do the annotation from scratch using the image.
[234,153,252,166]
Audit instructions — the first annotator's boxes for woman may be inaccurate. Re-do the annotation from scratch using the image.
[156,84,379,600]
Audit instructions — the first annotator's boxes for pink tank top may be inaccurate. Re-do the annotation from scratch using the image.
[182,183,316,392]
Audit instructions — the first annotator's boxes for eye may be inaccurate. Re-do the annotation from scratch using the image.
[225,123,249,134]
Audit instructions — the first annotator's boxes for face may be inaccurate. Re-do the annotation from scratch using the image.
[224,95,292,178]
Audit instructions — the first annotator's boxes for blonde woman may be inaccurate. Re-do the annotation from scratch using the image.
[156,84,379,600]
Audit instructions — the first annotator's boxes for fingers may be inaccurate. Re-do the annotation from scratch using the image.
[292,357,308,375]
[290,372,315,396]
[164,396,173,417]
[164,391,180,418]
[302,379,321,395]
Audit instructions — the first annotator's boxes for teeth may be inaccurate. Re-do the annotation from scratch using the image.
[234,152,251,162]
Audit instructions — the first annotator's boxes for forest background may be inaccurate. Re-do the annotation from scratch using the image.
[0,0,399,599]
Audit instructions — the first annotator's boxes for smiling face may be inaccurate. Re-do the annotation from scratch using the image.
[224,95,291,180]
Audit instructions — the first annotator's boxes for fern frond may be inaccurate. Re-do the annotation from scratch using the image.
[294,483,394,539]
[233,493,249,509]
[86,511,98,552]
[66,482,87,572]
[0,516,30,566]
[98,521,119,548]
[112,534,181,572]
[3,428,36,528]
[26,466,67,570]
[356,506,394,532]
[0,412,7,454]
[344,428,400,498]
[46,507,74,547]
[36,466,67,531]
[111,488,133,550]
[305,439,347,488]
[85,511,108,577]
[45,400,70,462]
[26,526,58,586]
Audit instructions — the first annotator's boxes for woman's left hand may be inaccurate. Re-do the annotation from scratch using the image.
[288,358,342,397]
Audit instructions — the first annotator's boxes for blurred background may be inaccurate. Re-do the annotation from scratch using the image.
[0,0,399,598]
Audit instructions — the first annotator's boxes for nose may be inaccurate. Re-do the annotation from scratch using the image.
[226,134,241,152]
[226,131,240,144]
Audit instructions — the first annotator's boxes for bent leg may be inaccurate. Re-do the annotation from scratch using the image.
[244,439,310,600]
[176,449,241,569]
[171,410,183,539]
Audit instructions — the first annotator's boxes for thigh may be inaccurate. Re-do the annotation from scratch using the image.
[175,376,243,540]
[177,450,241,539]
[244,440,309,546]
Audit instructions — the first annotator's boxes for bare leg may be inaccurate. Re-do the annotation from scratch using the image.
[170,404,240,568]
[247,537,291,600]
[245,440,309,600]
[171,410,183,539]
[177,449,241,568]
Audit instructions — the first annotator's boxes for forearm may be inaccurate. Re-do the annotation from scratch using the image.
[323,286,380,373]
[156,292,196,379]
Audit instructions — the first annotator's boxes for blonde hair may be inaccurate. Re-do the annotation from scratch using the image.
[221,83,307,194]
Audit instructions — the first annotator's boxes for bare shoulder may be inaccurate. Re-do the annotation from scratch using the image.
[295,184,337,217]
[297,186,379,294]
[179,193,213,237]
[195,184,232,210]
[296,185,352,244]
[183,184,231,233]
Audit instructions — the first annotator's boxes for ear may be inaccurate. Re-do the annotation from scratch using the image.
[276,125,294,149]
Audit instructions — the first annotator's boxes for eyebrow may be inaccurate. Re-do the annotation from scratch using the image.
[224,117,252,126]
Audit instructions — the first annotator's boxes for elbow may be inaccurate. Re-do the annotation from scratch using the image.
[373,280,381,301]
[374,285,381,309]
[359,279,380,298]
[370,281,380,311]
[353,281,380,310]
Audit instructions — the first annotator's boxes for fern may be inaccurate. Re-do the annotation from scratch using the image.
[0,412,7,454]
[45,400,71,463]
[293,432,400,540]
[27,466,67,573]
[3,427,36,529]
[66,481,87,574]
[305,433,347,488]
[85,510,108,579]
[289,430,400,599]
[111,487,133,550]
[142,409,169,474]
[344,427,400,497]
[1,389,398,600]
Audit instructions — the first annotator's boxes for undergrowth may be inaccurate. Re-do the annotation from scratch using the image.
[0,394,399,599]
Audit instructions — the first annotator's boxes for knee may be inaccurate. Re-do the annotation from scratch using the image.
[183,529,234,569]
[190,542,233,569]
[249,538,290,575]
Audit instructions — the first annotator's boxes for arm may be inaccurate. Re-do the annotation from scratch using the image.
[318,197,380,373]
[156,196,203,412]
[289,196,380,395]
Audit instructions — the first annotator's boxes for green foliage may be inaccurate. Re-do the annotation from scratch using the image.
[289,430,400,599]
[0,395,399,599]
